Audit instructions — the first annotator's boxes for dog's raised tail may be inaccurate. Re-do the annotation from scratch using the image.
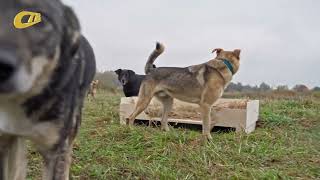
[145,42,165,74]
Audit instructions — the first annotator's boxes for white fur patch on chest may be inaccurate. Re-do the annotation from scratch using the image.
[0,103,33,136]
[0,102,60,148]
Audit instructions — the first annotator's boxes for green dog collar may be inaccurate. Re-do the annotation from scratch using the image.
[218,58,234,75]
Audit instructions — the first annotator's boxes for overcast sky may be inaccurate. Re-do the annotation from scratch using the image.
[64,0,319,88]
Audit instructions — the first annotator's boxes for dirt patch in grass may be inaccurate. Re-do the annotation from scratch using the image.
[298,118,318,128]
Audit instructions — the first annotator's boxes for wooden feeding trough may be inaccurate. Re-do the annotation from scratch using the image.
[119,97,259,133]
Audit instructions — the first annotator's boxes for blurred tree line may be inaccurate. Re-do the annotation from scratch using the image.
[226,82,319,92]
[94,71,120,92]
[94,71,320,93]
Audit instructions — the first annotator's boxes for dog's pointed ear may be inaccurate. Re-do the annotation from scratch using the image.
[115,69,122,75]
[212,48,223,55]
[128,70,136,76]
[233,49,241,59]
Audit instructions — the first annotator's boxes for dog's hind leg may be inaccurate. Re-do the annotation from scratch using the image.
[156,95,173,131]
[127,82,155,125]
[0,136,27,180]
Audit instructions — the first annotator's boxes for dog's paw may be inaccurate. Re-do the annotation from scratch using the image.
[125,118,130,125]
[161,125,170,132]
[202,133,213,141]
[126,118,135,126]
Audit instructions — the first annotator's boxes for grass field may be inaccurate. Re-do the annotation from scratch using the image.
[28,91,320,179]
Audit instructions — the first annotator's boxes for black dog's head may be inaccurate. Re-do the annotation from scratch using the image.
[0,0,80,97]
[115,69,136,86]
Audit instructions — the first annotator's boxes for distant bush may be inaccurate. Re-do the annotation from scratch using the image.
[312,91,320,99]
[292,84,309,92]
[276,85,289,91]
[223,90,305,100]
[313,87,320,91]
[259,82,272,92]
[225,82,260,92]
[94,71,121,92]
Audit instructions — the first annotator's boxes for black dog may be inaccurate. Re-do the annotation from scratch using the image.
[0,0,95,179]
[115,69,146,97]
[115,65,156,97]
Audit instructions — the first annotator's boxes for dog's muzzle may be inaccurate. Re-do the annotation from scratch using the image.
[121,79,128,85]
[0,50,17,93]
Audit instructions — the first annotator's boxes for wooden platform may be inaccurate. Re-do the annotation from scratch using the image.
[120,97,259,133]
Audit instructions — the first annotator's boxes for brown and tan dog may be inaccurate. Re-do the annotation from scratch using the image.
[127,43,241,140]
[88,80,99,99]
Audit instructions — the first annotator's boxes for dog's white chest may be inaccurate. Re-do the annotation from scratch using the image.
[0,102,61,148]
[0,103,33,136]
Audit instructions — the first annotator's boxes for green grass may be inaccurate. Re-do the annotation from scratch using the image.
[27,91,320,179]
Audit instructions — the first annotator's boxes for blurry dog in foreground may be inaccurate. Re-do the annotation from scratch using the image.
[87,80,99,99]
[127,43,241,140]
[0,0,96,179]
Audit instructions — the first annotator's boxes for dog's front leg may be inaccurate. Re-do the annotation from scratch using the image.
[127,83,154,125]
[0,136,27,180]
[199,103,212,140]
[92,90,97,99]
[127,97,153,126]
[40,141,73,180]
